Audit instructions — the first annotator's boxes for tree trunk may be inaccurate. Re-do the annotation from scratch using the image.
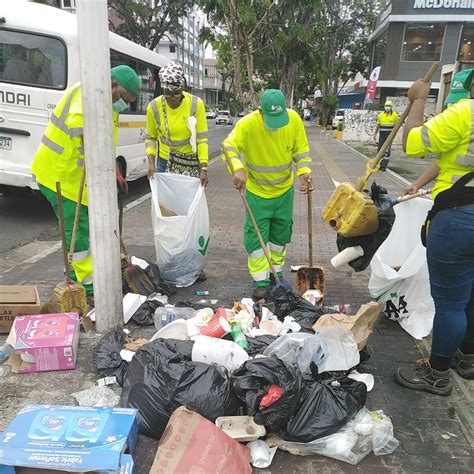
[280,61,298,106]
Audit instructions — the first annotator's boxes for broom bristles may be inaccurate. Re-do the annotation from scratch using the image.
[123,261,155,295]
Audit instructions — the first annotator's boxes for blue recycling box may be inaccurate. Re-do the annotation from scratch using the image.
[0,405,138,473]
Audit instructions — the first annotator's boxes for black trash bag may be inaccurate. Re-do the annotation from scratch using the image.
[246,335,278,357]
[93,330,129,386]
[122,338,241,439]
[337,182,396,272]
[268,286,339,332]
[131,298,163,326]
[231,356,302,431]
[144,262,176,296]
[283,377,367,443]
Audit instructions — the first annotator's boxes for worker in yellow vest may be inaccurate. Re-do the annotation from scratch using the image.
[395,69,474,396]
[222,89,313,300]
[31,65,140,296]
[145,62,209,186]
[373,100,399,171]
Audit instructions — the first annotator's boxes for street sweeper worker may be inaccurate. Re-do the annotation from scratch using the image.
[31,65,140,296]
[395,68,474,396]
[373,100,399,171]
[222,89,313,299]
[145,62,209,186]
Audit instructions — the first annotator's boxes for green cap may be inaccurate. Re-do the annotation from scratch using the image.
[444,68,474,105]
[260,89,289,129]
[111,65,140,97]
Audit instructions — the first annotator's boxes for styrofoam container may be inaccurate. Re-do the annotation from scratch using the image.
[215,416,266,442]
[123,293,147,323]
[150,319,189,341]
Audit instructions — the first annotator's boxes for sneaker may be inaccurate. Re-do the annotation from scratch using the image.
[252,286,269,302]
[394,359,452,396]
[451,350,474,379]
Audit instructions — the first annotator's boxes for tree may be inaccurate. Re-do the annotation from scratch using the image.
[107,0,193,51]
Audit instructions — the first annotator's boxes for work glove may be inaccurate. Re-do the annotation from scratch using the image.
[116,169,128,195]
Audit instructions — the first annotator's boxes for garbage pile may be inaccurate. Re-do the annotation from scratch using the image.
[92,287,399,469]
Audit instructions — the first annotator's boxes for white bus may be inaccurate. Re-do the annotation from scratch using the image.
[0,0,169,191]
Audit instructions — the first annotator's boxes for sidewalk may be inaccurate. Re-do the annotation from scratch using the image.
[0,126,472,473]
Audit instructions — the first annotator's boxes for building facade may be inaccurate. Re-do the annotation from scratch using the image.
[203,58,232,105]
[369,0,474,102]
[156,14,204,98]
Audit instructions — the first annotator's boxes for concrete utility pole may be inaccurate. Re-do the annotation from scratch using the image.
[76,0,123,332]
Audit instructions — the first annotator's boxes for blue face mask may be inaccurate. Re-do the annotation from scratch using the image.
[113,97,129,113]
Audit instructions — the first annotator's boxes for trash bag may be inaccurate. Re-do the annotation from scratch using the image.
[268,286,339,333]
[267,407,399,464]
[369,197,434,339]
[231,356,302,431]
[283,377,367,442]
[132,299,163,326]
[246,335,278,357]
[93,330,129,386]
[150,173,210,287]
[122,338,241,439]
[144,261,176,296]
[337,183,396,272]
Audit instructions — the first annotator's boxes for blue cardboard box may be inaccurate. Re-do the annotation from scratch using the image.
[0,405,138,473]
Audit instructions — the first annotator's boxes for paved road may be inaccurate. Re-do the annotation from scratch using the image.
[0,123,234,256]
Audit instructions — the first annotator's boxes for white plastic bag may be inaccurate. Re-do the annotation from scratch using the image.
[369,198,434,339]
[150,173,210,287]
[267,407,399,465]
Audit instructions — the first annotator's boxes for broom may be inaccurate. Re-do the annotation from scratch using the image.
[118,196,155,296]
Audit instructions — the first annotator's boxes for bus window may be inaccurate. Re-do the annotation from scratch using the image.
[0,29,67,89]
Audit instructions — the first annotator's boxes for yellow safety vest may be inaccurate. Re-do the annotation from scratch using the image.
[222,109,312,199]
[377,111,399,131]
[406,99,474,199]
[32,82,118,205]
[145,91,209,164]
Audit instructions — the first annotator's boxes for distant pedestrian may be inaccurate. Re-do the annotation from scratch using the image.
[373,100,399,171]
[222,89,313,300]
[395,68,474,396]
[31,65,140,296]
[145,62,209,187]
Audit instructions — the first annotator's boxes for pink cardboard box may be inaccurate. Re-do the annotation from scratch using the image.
[6,313,80,374]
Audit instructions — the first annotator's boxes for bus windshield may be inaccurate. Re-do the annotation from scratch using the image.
[0,29,67,89]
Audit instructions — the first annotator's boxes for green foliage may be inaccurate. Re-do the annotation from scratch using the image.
[337,123,343,131]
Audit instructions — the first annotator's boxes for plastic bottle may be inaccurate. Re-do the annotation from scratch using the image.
[0,343,13,364]
[229,320,250,351]
[154,307,195,329]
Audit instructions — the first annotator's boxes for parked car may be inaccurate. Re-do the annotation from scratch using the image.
[332,109,348,129]
[206,109,217,119]
[238,111,245,117]
[216,110,233,125]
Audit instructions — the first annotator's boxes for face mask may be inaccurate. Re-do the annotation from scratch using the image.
[384,106,392,112]
[113,97,129,113]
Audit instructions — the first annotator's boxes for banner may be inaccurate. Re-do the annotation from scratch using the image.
[364,66,381,105]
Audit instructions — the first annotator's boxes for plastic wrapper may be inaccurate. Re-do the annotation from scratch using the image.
[268,407,399,464]
[71,386,120,407]
[336,183,396,272]
[247,440,277,468]
[283,377,366,442]
[231,356,302,431]
[263,333,312,366]
[93,330,129,386]
[122,338,241,439]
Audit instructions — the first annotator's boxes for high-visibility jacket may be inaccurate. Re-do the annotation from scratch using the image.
[32,82,118,205]
[377,111,399,131]
[406,99,474,199]
[145,91,209,164]
[221,109,312,199]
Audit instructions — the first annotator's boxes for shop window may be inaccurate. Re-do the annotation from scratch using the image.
[401,23,445,62]
[458,26,474,61]
[169,44,176,53]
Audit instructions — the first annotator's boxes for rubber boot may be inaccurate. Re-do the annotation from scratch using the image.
[394,359,452,396]
[380,158,389,171]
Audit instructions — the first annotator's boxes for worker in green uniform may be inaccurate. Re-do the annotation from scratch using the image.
[222,89,313,299]
[373,100,399,171]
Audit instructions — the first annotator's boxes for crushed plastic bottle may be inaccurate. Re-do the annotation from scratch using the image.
[154,307,195,329]
[0,343,13,364]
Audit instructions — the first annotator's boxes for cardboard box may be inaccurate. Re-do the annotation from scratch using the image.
[0,285,41,333]
[0,405,138,473]
[150,407,251,474]
[6,313,80,374]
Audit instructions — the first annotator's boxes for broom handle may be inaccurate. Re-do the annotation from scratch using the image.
[221,145,281,283]
[357,62,439,192]
[307,190,313,267]
[56,182,72,284]
[68,166,86,261]
[396,188,432,203]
